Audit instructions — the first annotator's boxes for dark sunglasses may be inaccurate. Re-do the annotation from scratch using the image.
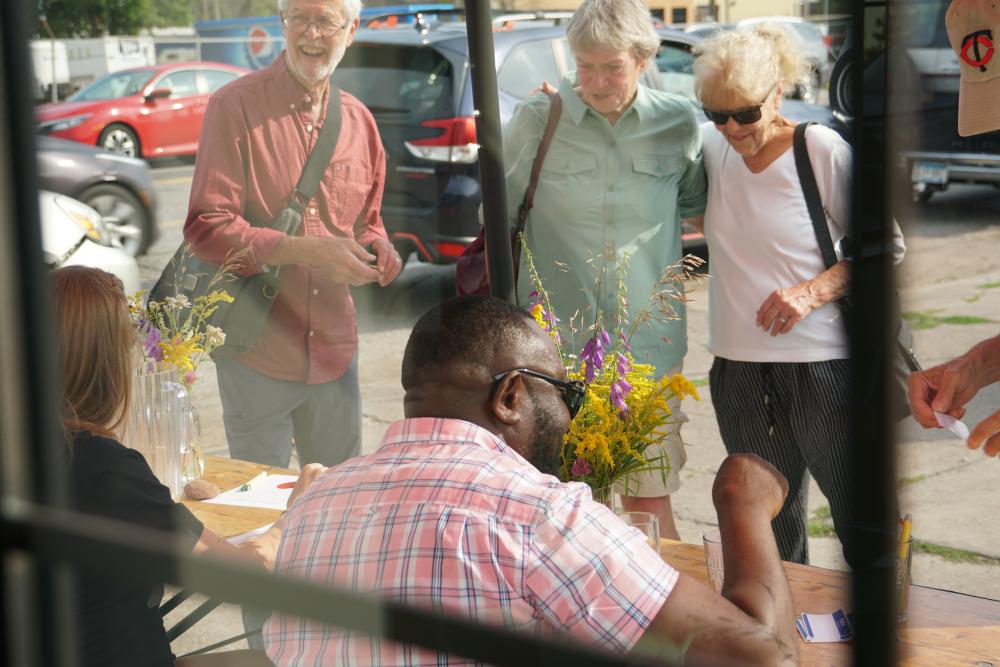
[702,86,776,125]
[492,368,587,419]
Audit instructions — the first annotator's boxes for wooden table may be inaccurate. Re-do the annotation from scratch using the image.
[661,540,1000,666]
[180,456,287,538]
[188,456,1000,666]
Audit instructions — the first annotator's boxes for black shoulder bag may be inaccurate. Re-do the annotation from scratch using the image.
[150,85,343,357]
[793,122,921,421]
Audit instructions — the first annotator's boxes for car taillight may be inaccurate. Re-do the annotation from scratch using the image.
[404,116,478,164]
[823,35,833,49]
[435,241,468,257]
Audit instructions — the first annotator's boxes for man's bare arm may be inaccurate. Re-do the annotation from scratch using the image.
[637,455,798,666]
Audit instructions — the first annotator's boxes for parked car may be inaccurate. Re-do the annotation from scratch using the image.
[36,136,158,256]
[654,27,845,250]
[830,0,1000,204]
[736,16,833,104]
[40,190,142,294]
[332,23,572,263]
[682,21,734,39]
[334,21,844,264]
[35,61,250,159]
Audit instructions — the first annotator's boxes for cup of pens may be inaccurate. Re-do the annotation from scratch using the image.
[896,515,913,624]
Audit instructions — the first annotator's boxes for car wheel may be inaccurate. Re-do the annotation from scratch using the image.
[795,67,821,104]
[79,183,151,256]
[828,49,858,118]
[98,123,141,158]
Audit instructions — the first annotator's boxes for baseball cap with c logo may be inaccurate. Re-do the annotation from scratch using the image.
[947,0,1000,136]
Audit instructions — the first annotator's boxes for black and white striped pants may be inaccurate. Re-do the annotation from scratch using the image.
[709,356,853,566]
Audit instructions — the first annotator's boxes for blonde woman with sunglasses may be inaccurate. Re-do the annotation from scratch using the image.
[689,25,905,568]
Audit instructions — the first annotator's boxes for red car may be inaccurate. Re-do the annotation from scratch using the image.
[36,61,250,159]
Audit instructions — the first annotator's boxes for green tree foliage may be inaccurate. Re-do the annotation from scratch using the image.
[40,0,152,37]
[148,0,194,27]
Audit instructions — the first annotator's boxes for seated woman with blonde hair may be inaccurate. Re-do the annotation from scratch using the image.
[52,265,323,667]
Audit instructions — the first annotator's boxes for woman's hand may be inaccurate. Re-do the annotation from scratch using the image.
[756,281,820,336]
[756,261,849,336]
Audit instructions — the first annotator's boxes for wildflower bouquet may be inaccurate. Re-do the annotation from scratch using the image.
[128,289,233,391]
[523,242,705,502]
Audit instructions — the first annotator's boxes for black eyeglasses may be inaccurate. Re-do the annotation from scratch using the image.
[702,86,776,125]
[491,368,587,419]
[281,14,347,37]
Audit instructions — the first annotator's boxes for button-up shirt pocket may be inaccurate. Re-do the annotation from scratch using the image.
[536,153,600,233]
[327,161,373,230]
[627,156,683,229]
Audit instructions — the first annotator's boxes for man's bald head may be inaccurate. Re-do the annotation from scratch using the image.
[401,296,540,391]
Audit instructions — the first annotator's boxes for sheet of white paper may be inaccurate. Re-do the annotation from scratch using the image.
[934,411,971,441]
[226,522,275,546]
[202,471,297,511]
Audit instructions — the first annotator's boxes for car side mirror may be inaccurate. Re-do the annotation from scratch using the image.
[144,87,172,102]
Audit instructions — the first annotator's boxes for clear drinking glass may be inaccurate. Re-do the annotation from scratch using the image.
[896,537,913,624]
[703,530,725,592]
[617,511,660,550]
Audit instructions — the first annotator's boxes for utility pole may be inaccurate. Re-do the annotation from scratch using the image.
[38,8,58,102]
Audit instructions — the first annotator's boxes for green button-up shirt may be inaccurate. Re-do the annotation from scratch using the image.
[506,74,707,374]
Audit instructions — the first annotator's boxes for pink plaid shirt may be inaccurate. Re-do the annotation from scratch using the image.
[264,417,678,665]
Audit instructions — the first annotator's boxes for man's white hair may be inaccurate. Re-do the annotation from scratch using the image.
[566,0,660,61]
[277,0,363,23]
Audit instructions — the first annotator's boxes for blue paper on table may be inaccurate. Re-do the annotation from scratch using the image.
[795,609,854,643]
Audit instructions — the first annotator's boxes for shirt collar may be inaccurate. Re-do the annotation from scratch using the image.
[558,72,648,126]
[271,50,329,109]
[379,417,525,464]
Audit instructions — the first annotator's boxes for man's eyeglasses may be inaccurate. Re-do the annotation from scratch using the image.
[702,86,777,125]
[492,368,587,419]
[281,14,347,37]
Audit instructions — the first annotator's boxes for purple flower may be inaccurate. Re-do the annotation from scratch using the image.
[139,320,164,362]
[580,327,610,383]
[611,377,632,415]
[571,457,591,477]
[611,352,633,415]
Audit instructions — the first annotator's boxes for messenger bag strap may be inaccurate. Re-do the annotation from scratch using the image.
[289,83,344,214]
[515,89,563,237]
[793,122,839,270]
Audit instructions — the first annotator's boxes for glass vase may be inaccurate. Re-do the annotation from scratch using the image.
[591,485,615,510]
[181,397,204,484]
[122,362,186,498]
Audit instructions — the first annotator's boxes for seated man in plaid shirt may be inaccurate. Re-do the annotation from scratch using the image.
[264,296,799,666]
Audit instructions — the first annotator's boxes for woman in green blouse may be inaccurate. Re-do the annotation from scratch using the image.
[503,0,708,540]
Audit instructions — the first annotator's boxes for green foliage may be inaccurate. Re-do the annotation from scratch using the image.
[897,474,927,489]
[902,309,994,330]
[807,505,835,537]
[40,0,152,37]
[807,521,836,538]
[148,0,193,27]
[913,541,1000,566]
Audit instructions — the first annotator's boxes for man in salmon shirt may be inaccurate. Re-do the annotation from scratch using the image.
[265,296,799,666]
[184,0,403,471]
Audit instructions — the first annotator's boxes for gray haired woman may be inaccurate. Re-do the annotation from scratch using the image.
[691,25,905,565]
[503,0,708,539]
